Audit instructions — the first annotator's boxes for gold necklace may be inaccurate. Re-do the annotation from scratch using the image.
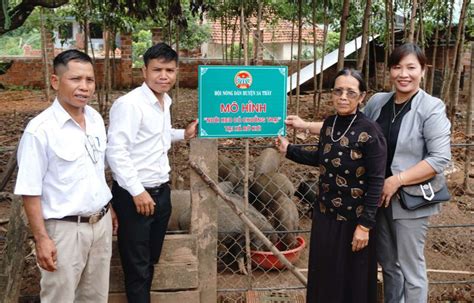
[330,114,358,142]
[391,100,410,123]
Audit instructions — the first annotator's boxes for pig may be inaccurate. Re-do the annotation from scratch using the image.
[178,182,277,274]
[218,154,244,190]
[249,172,295,211]
[253,148,281,178]
[271,195,300,250]
[167,190,191,231]
[249,172,300,250]
[178,194,277,248]
[294,178,319,216]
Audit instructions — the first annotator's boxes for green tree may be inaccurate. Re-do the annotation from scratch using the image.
[163,2,211,51]
[0,0,69,35]
[0,29,41,55]
[132,30,152,67]
[0,7,44,55]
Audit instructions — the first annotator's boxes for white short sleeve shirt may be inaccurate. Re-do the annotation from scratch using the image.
[14,99,112,219]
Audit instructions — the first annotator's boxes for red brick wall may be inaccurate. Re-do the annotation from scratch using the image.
[0,57,125,89]
[134,59,315,89]
[120,33,133,88]
[0,58,46,88]
[132,68,143,87]
[92,58,124,88]
[0,57,322,90]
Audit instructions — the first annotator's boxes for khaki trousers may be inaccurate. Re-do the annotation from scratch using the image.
[40,211,112,303]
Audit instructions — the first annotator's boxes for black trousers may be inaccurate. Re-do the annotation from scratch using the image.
[112,181,172,303]
[306,210,377,303]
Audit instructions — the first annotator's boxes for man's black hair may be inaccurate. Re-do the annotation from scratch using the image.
[143,42,178,67]
[53,49,93,74]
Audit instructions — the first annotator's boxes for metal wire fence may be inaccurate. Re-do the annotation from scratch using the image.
[0,135,472,301]
[425,224,473,301]
[201,139,473,303]
[215,142,309,303]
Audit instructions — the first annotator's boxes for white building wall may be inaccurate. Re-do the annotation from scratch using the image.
[54,21,104,51]
[282,43,314,60]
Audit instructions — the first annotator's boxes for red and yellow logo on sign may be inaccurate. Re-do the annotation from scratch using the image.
[234,71,252,89]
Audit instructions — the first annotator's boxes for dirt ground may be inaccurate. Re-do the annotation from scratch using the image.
[0,88,472,302]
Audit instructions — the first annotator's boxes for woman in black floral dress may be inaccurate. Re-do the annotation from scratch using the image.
[278,68,387,303]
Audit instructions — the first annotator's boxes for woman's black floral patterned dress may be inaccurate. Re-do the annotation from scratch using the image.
[286,110,387,303]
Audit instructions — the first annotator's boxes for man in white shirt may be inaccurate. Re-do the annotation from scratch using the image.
[106,42,197,302]
[14,49,116,302]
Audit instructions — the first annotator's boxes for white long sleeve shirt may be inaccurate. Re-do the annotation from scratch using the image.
[106,83,185,196]
[14,99,112,219]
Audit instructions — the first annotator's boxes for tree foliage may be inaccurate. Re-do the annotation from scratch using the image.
[162,2,211,51]
[132,29,152,67]
[2,0,471,66]
[0,29,41,55]
[0,0,69,35]
[0,7,45,55]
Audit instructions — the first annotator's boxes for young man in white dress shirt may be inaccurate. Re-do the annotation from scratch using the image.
[106,42,197,302]
[14,49,116,302]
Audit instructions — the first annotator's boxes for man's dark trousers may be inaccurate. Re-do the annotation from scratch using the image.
[112,181,172,303]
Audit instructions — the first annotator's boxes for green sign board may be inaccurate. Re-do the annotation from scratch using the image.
[198,66,287,138]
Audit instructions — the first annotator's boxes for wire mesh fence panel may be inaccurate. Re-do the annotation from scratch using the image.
[426,142,473,301]
[214,139,473,302]
[217,291,246,303]
[216,140,316,302]
[425,224,473,301]
[161,133,474,302]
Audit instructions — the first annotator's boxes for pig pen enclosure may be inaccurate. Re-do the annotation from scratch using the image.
[0,89,472,302]
[207,142,472,303]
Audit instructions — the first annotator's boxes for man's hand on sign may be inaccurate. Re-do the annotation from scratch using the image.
[185,119,198,140]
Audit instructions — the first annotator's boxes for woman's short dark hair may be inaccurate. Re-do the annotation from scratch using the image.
[143,42,178,67]
[53,49,93,74]
[388,43,427,69]
[331,68,367,92]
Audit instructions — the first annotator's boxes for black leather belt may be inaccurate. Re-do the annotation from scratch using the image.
[57,203,110,224]
[145,182,169,196]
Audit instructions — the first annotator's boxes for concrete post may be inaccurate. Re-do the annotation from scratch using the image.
[189,139,218,303]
